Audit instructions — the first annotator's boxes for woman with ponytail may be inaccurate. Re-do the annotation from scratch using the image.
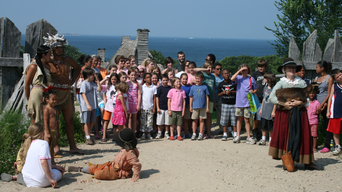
[24,45,52,123]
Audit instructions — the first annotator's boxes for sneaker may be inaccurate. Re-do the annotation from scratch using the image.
[320,147,330,153]
[169,136,175,140]
[246,137,256,145]
[184,133,191,139]
[222,136,227,141]
[191,134,197,140]
[258,139,266,145]
[177,136,183,141]
[85,138,94,145]
[140,133,146,140]
[230,131,235,138]
[146,134,152,140]
[197,134,204,140]
[155,133,162,139]
[164,133,170,139]
[332,145,341,156]
[233,136,240,143]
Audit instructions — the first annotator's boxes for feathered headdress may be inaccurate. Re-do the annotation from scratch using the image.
[43,33,68,48]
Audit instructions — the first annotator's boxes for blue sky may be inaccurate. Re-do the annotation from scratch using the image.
[0,0,280,39]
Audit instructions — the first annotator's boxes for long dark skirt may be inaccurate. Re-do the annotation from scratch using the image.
[268,107,314,164]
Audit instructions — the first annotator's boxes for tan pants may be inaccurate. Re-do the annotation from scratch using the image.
[89,161,120,180]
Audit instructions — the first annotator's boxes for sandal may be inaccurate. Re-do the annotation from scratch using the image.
[101,138,107,142]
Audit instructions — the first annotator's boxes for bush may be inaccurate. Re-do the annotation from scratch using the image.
[219,55,285,75]
[58,111,85,147]
[0,111,30,174]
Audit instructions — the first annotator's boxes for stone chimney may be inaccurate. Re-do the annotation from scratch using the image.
[136,29,150,65]
[122,36,131,45]
[98,48,105,62]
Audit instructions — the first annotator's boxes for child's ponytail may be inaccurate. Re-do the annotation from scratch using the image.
[20,123,44,162]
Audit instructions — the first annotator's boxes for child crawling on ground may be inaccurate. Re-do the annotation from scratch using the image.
[68,128,141,182]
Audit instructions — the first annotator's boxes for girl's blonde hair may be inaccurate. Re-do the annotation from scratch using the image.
[203,61,213,69]
[141,58,153,67]
[116,82,129,93]
[238,64,251,74]
[19,123,44,162]
[171,77,180,88]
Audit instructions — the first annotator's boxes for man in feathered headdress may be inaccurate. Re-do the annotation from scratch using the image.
[44,33,84,154]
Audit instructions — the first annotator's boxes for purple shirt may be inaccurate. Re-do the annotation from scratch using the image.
[167,88,186,111]
[234,75,257,108]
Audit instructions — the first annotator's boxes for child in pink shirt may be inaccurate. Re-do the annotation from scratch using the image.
[167,77,186,140]
[307,87,322,152]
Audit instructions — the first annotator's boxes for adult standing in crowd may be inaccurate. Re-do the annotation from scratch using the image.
[91,55,101,74]
[212,62,224,130]
[175,51,186,72]
[24,45,52,123]
[251,59,268,140]
[96,56,109,80]
[46,34,84,154]
[117,56,128,74]
[314,61,334,153]
[175,60,190,78]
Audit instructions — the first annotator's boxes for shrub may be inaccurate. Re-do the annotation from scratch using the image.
[0,111,30,174]
[58,111,85,147]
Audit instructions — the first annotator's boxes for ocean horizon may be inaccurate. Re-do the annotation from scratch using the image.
[21,35,277,66]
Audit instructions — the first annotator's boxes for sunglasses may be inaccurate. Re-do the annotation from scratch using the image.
[216,68,222,70]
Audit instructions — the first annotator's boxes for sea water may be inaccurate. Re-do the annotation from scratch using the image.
[21,35,276,66]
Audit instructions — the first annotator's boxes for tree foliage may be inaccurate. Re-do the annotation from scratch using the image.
[150,49,165,65]
[265,0,342,57]
[64,44,84,64]
[219,55,285,75]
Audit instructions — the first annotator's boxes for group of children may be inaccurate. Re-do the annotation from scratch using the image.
[74,54,342,159]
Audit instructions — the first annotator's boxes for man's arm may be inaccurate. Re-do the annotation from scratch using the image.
[66,57,81,86]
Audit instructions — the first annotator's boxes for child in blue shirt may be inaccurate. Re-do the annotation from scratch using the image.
[189,72,209,140]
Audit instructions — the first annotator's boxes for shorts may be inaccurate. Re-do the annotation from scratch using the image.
[310,124,318,137]
[99,102,105,109]
[220,104,237,126]
[260,118,274,131]
[169,111,183,126]
[103,110,112,121]
[184,107,191,120]
[192,108,207,120]
[235,107,251,118]
[254,106,261,121]
[96,107,101,117]
[208,102,214,113]
[81,110,96,124]
[327,118,342,134]
[157,109,169,125]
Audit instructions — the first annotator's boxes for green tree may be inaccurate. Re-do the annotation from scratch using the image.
[64,44,84,64]
[150,49,165,65]
[265,0,342,57]
[219,55,284,75]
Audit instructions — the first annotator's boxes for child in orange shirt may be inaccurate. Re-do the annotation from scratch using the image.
[68,128,141,182]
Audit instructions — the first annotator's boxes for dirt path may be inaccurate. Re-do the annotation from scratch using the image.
[1,125,341,192]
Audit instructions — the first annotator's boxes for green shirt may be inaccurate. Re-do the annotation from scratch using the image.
[202,72,216,102]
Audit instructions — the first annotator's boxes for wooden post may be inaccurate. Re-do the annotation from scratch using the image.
[0,17,22,107]
[136,29,150,65]
[25,19,57,58]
